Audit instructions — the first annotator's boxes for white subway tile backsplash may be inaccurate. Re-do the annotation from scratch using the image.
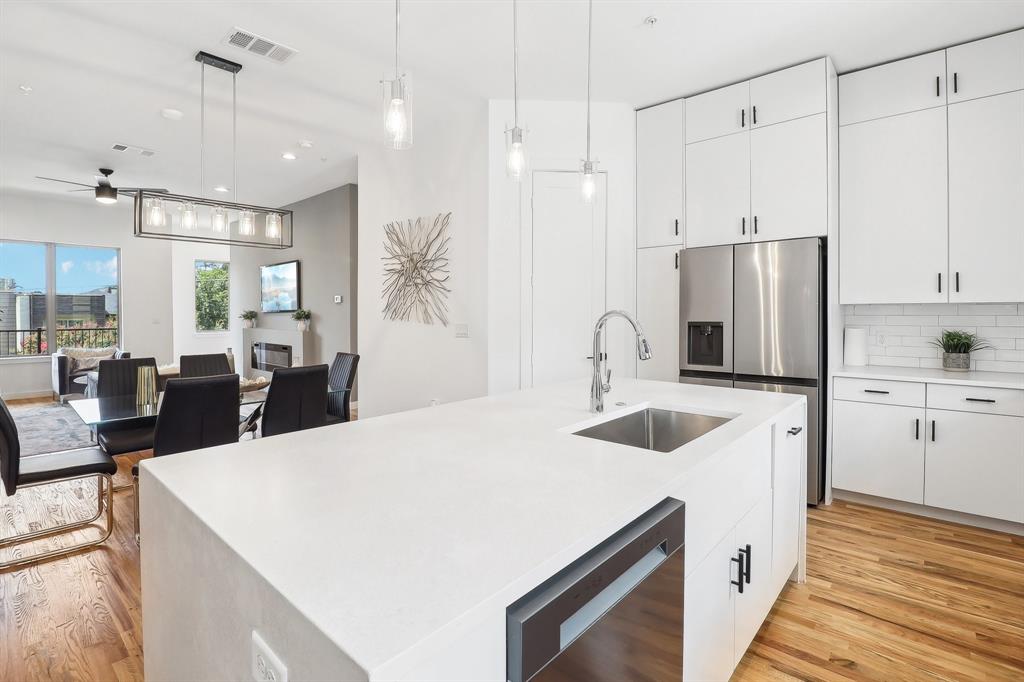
[844,303,1024,374]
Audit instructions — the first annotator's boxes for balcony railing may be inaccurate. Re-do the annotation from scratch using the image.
[0,327,120,357]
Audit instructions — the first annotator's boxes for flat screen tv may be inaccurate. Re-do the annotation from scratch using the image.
[260,260,300,313]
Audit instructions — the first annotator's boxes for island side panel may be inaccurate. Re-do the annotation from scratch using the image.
[141,472,368,682]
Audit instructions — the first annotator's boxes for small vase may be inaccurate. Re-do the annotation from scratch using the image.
[942,352,971,372]
[242,319,255,329]
[297,320,310,332]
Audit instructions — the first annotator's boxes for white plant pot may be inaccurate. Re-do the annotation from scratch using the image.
[242,319,255,329]
[297,320,310,332]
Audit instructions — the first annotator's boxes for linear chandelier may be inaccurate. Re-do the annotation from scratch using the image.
[133,51,293,248]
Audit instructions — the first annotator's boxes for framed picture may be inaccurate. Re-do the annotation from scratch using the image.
[260,260,300,313]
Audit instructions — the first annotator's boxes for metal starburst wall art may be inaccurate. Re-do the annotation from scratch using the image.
[381,212,452,326]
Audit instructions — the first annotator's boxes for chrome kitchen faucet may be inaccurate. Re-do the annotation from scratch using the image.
[590,310,652,413]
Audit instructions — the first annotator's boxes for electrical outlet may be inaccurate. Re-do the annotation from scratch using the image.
[252,631,288,682]
[333,295,342,304]
[454,323,469,338]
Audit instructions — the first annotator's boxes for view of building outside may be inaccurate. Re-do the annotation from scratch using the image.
[0,241,119,357]
[195,260,230,332]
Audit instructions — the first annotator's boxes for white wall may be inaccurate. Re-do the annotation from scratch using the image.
[356,104,489,418]
[0,188,173,398]
[171,241,232,361]
[487,100,637,395]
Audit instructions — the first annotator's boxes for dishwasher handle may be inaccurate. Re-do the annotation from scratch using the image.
[507,498,685,682]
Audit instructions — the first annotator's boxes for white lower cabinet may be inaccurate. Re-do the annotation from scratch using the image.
[635,245,680,381]
[925,409,1024,523]
[684,530,738,682]
[771,406,805,596]
[733,493,775,665]
[832,400,925,503]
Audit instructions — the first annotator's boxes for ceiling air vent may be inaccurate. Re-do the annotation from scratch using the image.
[111,143,156,157]
[223,27,298,64]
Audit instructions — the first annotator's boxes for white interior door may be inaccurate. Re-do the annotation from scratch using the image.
[530,171,607,387]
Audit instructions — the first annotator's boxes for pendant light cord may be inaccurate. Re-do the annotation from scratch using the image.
[513,0,519,126]
[200,62,205,198]
[395,0,401,80]
[585,0,592,161]
[233,72,237,203]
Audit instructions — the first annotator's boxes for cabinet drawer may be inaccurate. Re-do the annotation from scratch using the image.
[927,383,1024,417]
[833,377,925,407]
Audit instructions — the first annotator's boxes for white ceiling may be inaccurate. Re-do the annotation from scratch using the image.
[2,1,1022,207]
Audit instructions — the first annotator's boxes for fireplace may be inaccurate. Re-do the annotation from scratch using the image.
[251,342,292,372]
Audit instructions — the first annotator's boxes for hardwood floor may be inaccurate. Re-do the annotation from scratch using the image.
[1,454,1021,682]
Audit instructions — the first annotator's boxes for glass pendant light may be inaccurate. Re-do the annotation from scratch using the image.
[239,209,256,236]
[580,0,598,203]
[146,198,166,227]
[265,212,282,240]
[505,0,527,181]
[211,206,228,234]
[382,0,412,149]
[180,202,198,231]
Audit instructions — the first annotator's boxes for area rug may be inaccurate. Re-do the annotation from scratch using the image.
[8,401,94,456]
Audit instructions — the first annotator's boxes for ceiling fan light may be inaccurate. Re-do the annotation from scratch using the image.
[265,212,282,240]
[95,185,118,204]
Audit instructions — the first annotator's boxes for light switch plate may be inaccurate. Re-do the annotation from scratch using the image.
[455,323,469,338]
[252,631,288,682]
[333,295,342,304]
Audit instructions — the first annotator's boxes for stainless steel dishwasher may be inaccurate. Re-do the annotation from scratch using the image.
[507,498,684,682]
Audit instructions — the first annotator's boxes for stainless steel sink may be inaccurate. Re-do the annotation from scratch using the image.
[572,408,731,453]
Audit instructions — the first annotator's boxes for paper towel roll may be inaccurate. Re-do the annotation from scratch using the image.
[844,327,868,367]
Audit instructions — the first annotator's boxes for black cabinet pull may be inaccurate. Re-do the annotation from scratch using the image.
[674,218,679,236]
[787,426,803,436]
[752,105,758,125]
[953,72,958,93]
[965,397,996,404]
[730,554,745,593]
[675,252,679,270]
[741,108,746,128]
[864,389,890,395]
[955,272,960,293]
[915,418,920,440]
[753,216,758,235]
[936,75,940,97]
[742,217,746,235]
[938,272,942,293]
[740,544,752,584]
[931,420,936,442]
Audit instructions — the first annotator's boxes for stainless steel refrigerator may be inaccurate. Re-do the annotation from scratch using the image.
[679,238,826,504]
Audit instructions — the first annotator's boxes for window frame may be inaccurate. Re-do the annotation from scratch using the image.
[193,258,230,334]
[0,238,122,360]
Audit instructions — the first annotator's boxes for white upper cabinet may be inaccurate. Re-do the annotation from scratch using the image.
[948,90,1024,303]
[750,58,827,127]
[839,50,947,125]
[636,100,684,249]
[635,245,680,382]
[947,29,1024,103]
[840,107,948,304]
[750,113,827,242]
[685,132,751,248]
[686,81,749,144]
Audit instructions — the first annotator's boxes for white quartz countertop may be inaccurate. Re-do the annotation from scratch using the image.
[141,379,801,676]
[834,365,1024,390]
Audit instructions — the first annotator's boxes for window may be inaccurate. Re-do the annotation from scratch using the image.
[0,240,120,358]
[194,260,229,332]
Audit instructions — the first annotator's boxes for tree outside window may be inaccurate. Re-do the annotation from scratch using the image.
[195,260,229,332]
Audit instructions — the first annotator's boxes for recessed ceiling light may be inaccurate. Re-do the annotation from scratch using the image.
[282,152,296,160]
[213,185,230,193]
[298,140,313,149]
[161,108,184,120]
[643,16,658,27]
[18,84,33,95]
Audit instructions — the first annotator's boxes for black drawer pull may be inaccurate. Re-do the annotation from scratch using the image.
[739,544,752,584]
[953,72,958,93]
[731,554,745,594]
[915,418,920,440]
[935,75,940,97]
[955,271,960,293]
[787,426,803,436]
[864,389,890,395]
[674,218,679,236]
[752,105,758,125]
[938,272,942,293]
[741,217,746,235]
[675,252,679,270]
[965,397,996,404]
[931,420,936,442]
[753,215,758,235]
[741,108,746,128]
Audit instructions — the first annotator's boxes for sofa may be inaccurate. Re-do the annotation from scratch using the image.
[51,347,130,402]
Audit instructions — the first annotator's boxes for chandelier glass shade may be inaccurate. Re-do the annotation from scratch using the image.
[134,190,292,248]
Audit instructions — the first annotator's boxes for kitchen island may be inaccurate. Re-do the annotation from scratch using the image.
[140,379,806,681]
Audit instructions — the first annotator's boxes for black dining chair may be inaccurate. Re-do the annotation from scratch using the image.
[326,352,359,424]
[179,353,232,379]
[95,357,159,458]
[0,396,117,570]
[132,374,240,541]
[261,365,329,438]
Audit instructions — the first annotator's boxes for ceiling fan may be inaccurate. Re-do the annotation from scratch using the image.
[35,168,168,205]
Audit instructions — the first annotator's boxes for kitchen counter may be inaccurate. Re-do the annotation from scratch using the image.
[140,379,804,681]
[834,365,1024,390]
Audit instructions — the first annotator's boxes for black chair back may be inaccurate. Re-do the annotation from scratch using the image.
[153,375,241,458]
[327,352,360,422]
[180,353,232,379]
[96,357,158,398]
[0,397,21,496]
[262,365,329,438]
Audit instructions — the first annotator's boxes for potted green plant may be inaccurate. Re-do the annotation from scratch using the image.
[930,329,991,372]
[239,310,258,329]
[292,308,312,332]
